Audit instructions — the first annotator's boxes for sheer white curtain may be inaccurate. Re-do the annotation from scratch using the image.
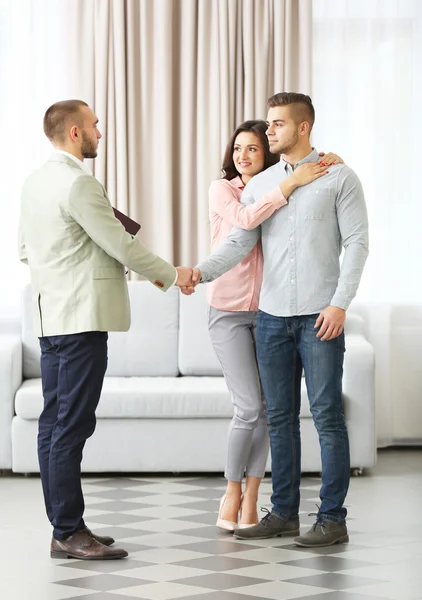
[312,0,422,445]
[0,0,76,324]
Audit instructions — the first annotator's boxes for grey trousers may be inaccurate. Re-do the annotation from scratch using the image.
[208,307,270,481]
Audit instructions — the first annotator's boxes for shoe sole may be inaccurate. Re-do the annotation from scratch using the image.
[50,551,127,560]
[233,529,300,540]
[294,534,349,548]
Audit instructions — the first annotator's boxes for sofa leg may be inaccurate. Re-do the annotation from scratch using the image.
[351,468,363,476]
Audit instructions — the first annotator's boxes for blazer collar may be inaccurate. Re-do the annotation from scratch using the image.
[48,152,92,175]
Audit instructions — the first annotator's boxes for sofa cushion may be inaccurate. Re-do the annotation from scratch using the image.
[15,377,231,419]
[21,284,41,379]
[21,281,180,378]
[179,284,223,376]
[15,376,318,420]
[106,282,179,377]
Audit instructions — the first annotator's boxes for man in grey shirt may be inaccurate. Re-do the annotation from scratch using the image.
[194,92,369,547]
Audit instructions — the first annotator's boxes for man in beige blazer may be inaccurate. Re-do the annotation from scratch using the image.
[18,99,194,560]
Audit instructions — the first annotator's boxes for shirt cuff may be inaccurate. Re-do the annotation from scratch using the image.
[195,264,209,282]
[329,293,350,311]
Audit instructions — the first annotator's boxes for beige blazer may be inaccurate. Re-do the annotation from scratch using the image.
[19,153,177,336]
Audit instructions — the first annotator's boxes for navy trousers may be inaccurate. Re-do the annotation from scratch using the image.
[38,331,108,540]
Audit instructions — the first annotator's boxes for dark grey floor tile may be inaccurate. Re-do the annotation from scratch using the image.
[177,488,222,499]
[282,556,377,571]
[106,542,154,553]
[179,593,269,600]
[176,572,268,589]
[58,558,153,572]
[286,573,385,590]
[179,499,221,511]
[174,555,264,571]
[85,478,155,488]
[172,540,261,555]
[176,525,231,539]
[286,595,339,600]
[88,512,152,526]
[294,594,392,600]
[63,594,139,600]
[85,489,154,500]
[83,526,152,539]
[57,574,152,590]
[278,543,362,555]
[170,511,218,525]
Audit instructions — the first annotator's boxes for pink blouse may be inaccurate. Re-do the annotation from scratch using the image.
[206,176,287,311]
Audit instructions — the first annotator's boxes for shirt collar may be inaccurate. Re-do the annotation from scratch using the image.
[281,148,320,173]
[54,149,93,175]
[232,175,245,190]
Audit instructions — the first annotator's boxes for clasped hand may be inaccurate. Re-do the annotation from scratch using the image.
[175,267,202,295]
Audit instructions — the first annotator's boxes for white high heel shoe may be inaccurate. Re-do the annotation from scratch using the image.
[236,494,259,529]
[216,495,238,532]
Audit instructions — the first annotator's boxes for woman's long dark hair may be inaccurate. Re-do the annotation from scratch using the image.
[221,120,280,181]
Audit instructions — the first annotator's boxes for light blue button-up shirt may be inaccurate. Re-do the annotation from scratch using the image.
[198,149,369,316]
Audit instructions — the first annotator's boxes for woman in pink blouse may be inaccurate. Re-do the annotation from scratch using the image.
[208,120,343,532]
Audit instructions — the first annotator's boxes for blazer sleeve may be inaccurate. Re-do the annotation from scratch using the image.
[67,175,177,291]
[209,180,287,230]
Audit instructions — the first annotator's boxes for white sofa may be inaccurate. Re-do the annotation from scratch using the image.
[0,281,376,474]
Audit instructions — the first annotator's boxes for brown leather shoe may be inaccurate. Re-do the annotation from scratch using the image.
[84,526,115,546]
[50,530,128,560]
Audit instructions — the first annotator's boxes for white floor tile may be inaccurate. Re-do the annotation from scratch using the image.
[229,562,324,580]
[112,581,210,599]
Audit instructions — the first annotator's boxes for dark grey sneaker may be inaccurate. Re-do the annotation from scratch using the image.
[233,508,300,540]
[294,518,349,547]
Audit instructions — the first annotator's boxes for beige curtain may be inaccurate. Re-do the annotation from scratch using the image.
[67,0,312,268]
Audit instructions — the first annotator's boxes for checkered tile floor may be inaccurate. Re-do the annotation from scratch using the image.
[1,449,422,599]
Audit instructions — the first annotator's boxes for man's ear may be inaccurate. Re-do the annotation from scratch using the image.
[299,121,310,137]
[69,125,79,142]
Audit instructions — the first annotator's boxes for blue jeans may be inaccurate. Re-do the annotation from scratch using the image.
[256,311,349,524]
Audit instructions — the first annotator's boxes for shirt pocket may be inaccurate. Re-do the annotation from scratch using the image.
[305,189,334,220]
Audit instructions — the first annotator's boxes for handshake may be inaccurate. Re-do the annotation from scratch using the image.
[175,266,202,295]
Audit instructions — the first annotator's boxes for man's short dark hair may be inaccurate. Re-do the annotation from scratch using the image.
[43,100,88,142]
[267,92,315,132]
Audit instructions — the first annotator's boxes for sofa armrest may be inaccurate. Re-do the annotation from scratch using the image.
[343,333,376,469]
[0,335,23,469]
[344,313,365,336]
